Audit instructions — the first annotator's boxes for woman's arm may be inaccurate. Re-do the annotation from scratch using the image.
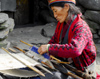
[48,26,89,58]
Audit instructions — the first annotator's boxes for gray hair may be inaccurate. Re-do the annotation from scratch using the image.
[67,3,83,20]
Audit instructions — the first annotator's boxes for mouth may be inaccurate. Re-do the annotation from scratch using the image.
[56,18,59,21]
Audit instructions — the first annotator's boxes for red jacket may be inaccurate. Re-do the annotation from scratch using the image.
[48,14,96,71]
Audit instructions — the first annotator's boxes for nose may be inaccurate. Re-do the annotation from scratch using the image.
[54,13,57,18]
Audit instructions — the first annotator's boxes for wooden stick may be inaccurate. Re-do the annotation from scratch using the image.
[8,48,17,53]
[20,40,53,69]
[52,62,83,79]
[20,40,33,47]
[14,46,53,69]
[50,55,61,62]
[2,47,45,77]
[66,71,83,79]
[50,55,70,64]
[14,46,26,53]
[41,61,53,69]
[9,47,53,74]
[51,55,94,79]
[63,64,94,79]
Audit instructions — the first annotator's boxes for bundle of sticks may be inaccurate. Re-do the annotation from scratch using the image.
[2,47,53,77]
[50,55,96,79]
[2,40,96,79]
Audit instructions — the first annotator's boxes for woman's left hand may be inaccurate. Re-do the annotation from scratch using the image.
[38,44,48,55]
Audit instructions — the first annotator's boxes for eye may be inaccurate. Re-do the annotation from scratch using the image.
[53,10,57,13]
[54,10,57,12]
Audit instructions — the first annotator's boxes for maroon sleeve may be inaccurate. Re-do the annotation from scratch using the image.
[48,25,90,58]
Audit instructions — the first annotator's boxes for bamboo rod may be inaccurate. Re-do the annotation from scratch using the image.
[50,55,61,62]
[50,55,70,64]
[2,47,45,77]
[66,71,83,79]
[14,46,26,53]
[20,40,33,47]
[41,61,53,69]
[8,48,17,53]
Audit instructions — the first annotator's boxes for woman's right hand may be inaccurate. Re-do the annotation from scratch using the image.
[38,44,48,55]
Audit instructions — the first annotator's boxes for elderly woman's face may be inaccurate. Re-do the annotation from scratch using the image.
[51,4,69,23]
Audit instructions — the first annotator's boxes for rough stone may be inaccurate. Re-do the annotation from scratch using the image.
[0,18,15,32]
[0,13,9,23]
[41,23,57,37]
[84,10,100,25]
[86,20,100,30]
[78,0,100,10]
[0,26,7,30]
[0,27,10,38]
[0,36,7,41]
[90,28,96,34]
[0,40,10,48]
[9,18,15,32]
[93,34,100,39]
[0,18,11,29]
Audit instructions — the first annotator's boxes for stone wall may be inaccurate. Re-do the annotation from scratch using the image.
[33,0,100,42]
[0,13,15,48]
[39,0,100,43]
[40,0,100,43]
[0,0,100,40]
[76,0,100,43]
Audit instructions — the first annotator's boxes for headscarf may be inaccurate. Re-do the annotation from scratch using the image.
[48,0,76,5]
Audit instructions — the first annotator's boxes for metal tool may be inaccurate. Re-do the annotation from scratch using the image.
[51,61,83,79]
[50,55,95,79]
[2,47,45,77]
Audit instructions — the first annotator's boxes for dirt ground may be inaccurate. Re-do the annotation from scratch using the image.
[6,23,100,74]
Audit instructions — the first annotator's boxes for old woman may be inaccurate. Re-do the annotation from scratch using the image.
[38,0,97,78]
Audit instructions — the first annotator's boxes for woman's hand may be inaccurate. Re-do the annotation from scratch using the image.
[38,44,48,55]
